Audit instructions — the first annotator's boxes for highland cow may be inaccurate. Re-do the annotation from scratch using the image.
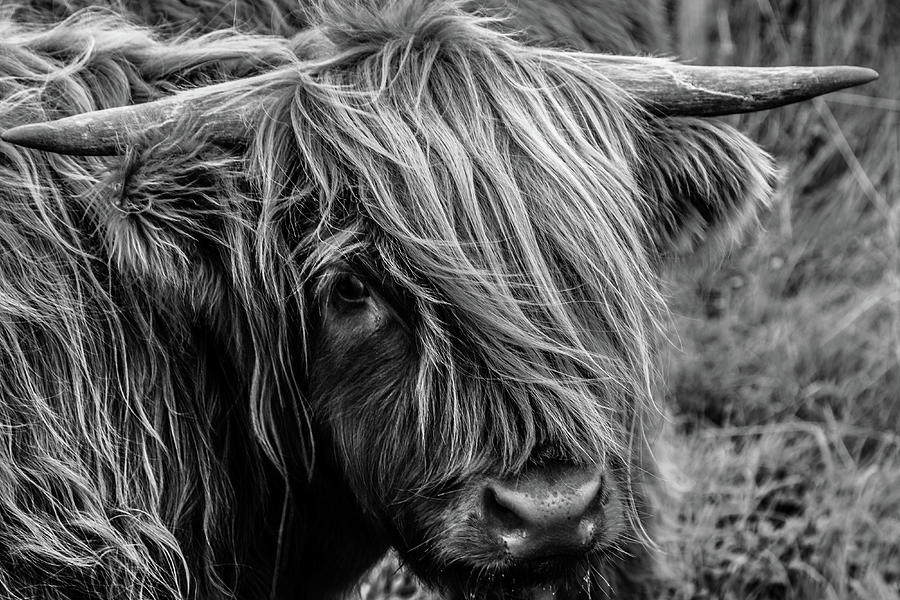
[0,1,876,599]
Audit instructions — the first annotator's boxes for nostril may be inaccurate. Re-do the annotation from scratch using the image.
[597,472,609,505]
[482,486,526,530]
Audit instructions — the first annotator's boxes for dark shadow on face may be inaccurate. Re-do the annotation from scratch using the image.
[303,264,652,599]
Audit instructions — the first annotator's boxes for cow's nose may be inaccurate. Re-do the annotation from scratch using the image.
[481,464,604,560]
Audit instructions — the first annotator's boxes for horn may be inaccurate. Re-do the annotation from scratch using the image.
[594,60,879,117]
[1,61,878,156]
[0,69,290,156]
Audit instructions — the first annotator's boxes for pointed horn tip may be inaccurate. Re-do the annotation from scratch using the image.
[829,65,879,87]
[1,123,46,150]
[1,122,117,156]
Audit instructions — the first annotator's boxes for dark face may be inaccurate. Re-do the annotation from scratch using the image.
[306,264,645,600]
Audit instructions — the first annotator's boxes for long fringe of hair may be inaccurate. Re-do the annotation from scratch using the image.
[241,0,670,522]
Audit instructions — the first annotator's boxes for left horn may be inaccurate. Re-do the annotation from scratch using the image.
[1,69,290,156]
[593,60,878,117]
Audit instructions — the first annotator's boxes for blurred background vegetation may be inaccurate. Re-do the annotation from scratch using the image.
[661,0,899,598]
[363,0,900,598]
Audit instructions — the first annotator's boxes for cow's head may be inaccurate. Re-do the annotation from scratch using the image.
[1,1,876,598]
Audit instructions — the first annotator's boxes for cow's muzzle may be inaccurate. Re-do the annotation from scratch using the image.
[479,464,606,562]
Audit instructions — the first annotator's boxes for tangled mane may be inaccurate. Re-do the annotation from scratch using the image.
[1,0,777,598]
[5,0,307,35]
[237,0,671,519]
[0,7,304,599]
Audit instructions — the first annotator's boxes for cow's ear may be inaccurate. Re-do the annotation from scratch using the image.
[95,136,242,308]
[635,117,777,259]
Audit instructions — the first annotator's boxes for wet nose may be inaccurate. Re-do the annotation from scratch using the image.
[481,465,604,560]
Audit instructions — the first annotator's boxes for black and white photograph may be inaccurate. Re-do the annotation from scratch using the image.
[0,0,896,598]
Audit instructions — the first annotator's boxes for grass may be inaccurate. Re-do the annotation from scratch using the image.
[660,0,900,597]
[358,0,900,597]
[660,425,900,599]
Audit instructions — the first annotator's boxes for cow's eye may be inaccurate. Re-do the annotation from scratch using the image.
[333,273,369,305]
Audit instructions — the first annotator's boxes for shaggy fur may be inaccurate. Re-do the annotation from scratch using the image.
[6,0,667,49]
[0,1,775,599]
[4,0,307,35]
[474,0,669,53]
